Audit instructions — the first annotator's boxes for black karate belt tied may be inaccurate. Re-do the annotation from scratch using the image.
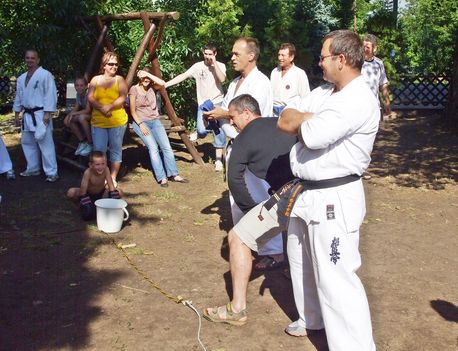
[22,107,44,130]
[263,174,362,218]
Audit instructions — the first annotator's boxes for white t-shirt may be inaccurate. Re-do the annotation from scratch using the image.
[220,67,273,138]
[286,75,380,181]
[186,61,226,105]
[361,56,388,100]
[270,64,310,107]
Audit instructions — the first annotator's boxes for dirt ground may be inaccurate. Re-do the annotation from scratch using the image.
[0,112,457,351]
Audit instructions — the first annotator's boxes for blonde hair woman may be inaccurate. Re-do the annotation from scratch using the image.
[87,52,128,186]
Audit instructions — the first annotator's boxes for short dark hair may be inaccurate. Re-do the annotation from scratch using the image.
[323,30,364,70]
[279,43,296,57]
[203,44,217,53]
[237,37,260,60]
[25,49,39,58]
[89,150,106,162]
[363,34,378,47]
[228,94,261,115]
[75,76,88,85]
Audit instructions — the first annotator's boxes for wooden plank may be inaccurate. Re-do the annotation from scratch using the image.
[81,12,180,22]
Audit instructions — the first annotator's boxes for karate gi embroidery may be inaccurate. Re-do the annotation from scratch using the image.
[330,237,340,264]
[326,204,335,220]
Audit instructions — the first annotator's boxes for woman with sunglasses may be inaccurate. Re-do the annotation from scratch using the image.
[87,52,128,187]
[129,69,188,187]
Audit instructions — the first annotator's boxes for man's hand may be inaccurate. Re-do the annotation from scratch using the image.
[203,106,228,120]
[14,113,20,127]
[43,112,51,124]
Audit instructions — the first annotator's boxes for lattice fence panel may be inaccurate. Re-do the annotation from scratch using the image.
[392,74,450,109]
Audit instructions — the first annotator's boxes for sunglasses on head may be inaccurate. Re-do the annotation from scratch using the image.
[106,62,118,67]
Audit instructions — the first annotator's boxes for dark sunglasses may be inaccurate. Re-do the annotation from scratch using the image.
[106,62,119,67]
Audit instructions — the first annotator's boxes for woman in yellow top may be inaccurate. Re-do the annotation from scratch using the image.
[87,52,128,186]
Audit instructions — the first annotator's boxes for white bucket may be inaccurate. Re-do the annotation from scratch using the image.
[94,198,129,233]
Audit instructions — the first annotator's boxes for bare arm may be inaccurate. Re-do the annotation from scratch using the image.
[105,167,116,191]
[165,71,191,88]
[380,83,391,114]
[202,105,230,120]
[79,169,91,195]
[209,58,226,83]
[277,108,314,135]
[129,90,150,136]
[87,76,104,111]
[138,70,165,86]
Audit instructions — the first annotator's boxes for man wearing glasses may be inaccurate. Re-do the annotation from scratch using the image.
[277,30,379,349]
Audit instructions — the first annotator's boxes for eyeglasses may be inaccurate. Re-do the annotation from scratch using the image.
[106,62,119,67]
[318,54,338,62]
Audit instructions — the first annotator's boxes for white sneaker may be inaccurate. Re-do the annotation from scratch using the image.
[79,143,93,157]
[214,160,223,172]
[6,169,15,180]
[45,174,59,182]
[189,131,198,142]
[75,142,86,156]
[285,320,308,337]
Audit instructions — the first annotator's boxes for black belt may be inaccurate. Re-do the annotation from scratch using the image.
[22,107,43,129]
[263,174,361,216]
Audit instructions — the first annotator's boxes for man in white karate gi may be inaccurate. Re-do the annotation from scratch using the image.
[278,29,379,350]
[13,49,59,182]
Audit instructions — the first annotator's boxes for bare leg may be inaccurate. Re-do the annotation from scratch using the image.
[110,162,121,183]
[228,229,252,313]
[215,148,223,161]
[67,187,81,200]
[78,115,93,143]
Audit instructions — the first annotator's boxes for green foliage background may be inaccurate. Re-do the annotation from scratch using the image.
[0,0,456,120]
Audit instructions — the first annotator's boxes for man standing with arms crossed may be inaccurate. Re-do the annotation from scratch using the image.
[278,29,379,350]
[166,44,227,171]
[271,43,310,116]
[13,49,59,182]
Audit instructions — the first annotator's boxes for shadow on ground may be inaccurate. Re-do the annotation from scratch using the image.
[0,146,124,350]
[369,112,458,188]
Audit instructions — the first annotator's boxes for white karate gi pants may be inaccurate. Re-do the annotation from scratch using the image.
[21,122,58,176]
[0,136,13,174]
[288,181,375,351]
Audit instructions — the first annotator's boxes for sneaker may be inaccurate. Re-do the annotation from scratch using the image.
[189,131,198,142]
[6,169,15,180]
[79,143,93,157]
[45,174,59,182]
[214,160,223,172]
[75,142,86,156]
[285,320,308,337]
[20,170,41,177]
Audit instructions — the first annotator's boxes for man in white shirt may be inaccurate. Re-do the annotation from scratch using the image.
[361,34,391,117]
[204,37,273,139]
[166,44,227,171]
[13,49,58,182]
[270,43,310,116]
[278,30,379,350]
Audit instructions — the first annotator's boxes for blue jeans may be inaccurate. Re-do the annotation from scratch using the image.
[131,119,178,182]
[273,105,285,117]
[196,107,226,149]
[92,124,127,163]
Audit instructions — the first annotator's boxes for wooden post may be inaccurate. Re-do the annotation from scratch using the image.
[96,16,114,52]
[84,21,110,81]
[141,14,204,164]
[125,23,157,88]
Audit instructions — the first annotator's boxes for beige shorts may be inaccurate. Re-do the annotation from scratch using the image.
[232,200,287,252]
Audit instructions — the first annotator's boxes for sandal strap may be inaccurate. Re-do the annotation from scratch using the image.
[226,302,247,319]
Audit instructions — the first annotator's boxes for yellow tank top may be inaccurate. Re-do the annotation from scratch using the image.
[91,76,128,128]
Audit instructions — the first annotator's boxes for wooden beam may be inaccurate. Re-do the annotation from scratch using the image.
[81,12,179,23]
[96,16,114,52]
[125,22,157,88]
[84,23,110,81]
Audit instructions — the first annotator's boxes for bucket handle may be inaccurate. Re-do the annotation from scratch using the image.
[122,207,129,221]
